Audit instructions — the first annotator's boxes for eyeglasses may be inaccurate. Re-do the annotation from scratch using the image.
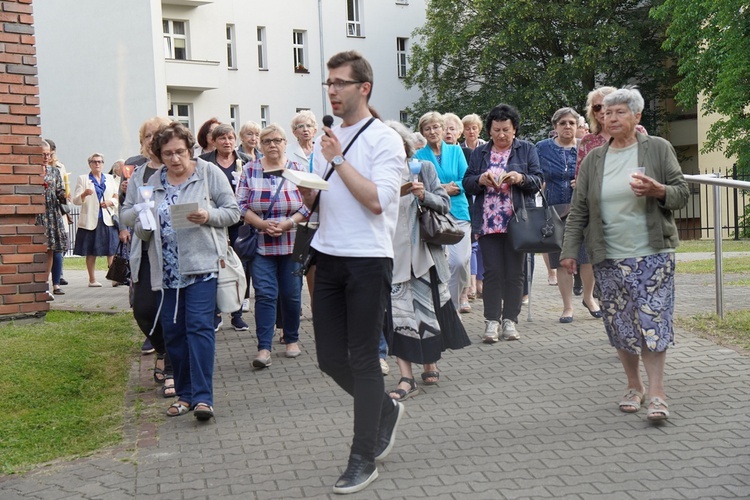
[42,152,53,157]
[161,149,188,159]
[422,124,443,133]
[261,138,285,146]
[592,104,604,112]
[88,160,104,164]
[295,123,315,130]
[322,80,364,90]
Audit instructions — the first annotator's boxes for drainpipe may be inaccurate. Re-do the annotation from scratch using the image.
[318,0,328,116]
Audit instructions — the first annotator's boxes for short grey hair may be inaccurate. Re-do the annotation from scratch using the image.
[384,120,417,159]
[211,123,236,141]
[551,107,580,125]
[603,86,645,115]
[291,110,317,131]
[259,123,287,142]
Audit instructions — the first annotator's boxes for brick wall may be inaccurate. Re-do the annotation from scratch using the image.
[0,0,48,322]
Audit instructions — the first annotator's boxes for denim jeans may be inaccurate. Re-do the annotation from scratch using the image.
[251,253,302,351]
[52,252,63,286]
[313,252,396,461]
[160,278,217,407]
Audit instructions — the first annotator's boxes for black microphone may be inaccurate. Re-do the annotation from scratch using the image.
[322,115,334,136]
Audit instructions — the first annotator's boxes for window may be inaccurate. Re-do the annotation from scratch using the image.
[163,19,188,60]
[399,110,409,123]
[396,0,408,4]
[396,37,408,78]
[230,105,240,132]
[226,24,236,69]
[292,30,308,72]
[346,0,362,37]
[260,105,269,128]
[168,103,191,129]
[257,26,267,70]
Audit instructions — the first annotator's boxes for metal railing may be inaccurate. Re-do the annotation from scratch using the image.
[684,173,750,319]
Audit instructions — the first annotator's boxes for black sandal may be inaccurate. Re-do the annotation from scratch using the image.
[421,371,440,386]
[389,377,419,401]
[153,354,166,384]
[160,376,176,398]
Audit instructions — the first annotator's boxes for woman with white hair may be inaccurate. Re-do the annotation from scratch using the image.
[561,87,689,422]
[384,120,469,400]
[287,110,317,170]
[238,121,263,161]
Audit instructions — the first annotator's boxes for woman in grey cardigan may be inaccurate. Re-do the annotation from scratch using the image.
[560,88,689,422]
[384,121,470,401]
[133,122,240,421]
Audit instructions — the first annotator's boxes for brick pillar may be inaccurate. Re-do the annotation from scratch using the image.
[0,0,48,323]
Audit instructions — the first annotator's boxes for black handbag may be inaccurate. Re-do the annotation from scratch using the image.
[508,181,563,253]
[291,118,376,276]
[233,179,286,262]
[418,206,464,245]
[106,242,130,285]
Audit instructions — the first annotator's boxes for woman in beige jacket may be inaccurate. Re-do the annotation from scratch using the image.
[72,152,120,286]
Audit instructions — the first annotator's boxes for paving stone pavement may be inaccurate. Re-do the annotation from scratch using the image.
[2,253,749,499]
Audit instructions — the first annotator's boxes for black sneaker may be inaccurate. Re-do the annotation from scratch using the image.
[141,338,155,355]
[332,454,378,495]
[374,401,404,461]
[231,317,249,331]
[214,315,223,332]
[59,278,69,286]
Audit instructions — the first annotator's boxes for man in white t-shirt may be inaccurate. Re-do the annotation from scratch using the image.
[303,51,406,495]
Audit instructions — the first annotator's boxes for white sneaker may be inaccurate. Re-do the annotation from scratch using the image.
[242,298,250,312]
[379,358,390,376]
[483,320,500,343]
[501,319,520,341]
[45,290,55,301]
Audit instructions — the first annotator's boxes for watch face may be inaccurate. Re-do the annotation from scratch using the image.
[333,156,344,165]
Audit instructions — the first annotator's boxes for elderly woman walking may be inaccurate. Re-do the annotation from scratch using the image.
[560,87,689,422]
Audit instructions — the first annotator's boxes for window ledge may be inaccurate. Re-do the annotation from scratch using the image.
[294,68,310,74]
[346,35,366,39]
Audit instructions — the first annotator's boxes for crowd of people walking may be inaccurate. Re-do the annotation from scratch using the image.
[37,50,688,494]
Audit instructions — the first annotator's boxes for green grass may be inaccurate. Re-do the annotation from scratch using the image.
[0,311,139,475]
[677,257,750,276]
[62,257,110,271]
[678,310,750,352]
[676,239,750,253]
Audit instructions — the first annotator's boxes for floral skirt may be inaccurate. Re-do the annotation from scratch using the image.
[593,252,675,355]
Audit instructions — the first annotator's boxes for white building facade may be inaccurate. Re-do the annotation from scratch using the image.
[34,0,426,177]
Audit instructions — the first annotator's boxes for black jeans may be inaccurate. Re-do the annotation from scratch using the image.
[478,233,525,323]
[313,252,395,461]
[133,250,172,374]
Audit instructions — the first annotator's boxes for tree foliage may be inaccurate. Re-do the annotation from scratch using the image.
[405,0,674,141]
[651,0,750,172]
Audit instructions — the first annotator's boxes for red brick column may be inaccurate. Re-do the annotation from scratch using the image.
[0,0,48,322]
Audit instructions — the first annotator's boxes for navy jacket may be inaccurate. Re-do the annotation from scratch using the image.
[462,139,543,235]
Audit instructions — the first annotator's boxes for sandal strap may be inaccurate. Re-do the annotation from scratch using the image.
[389,388,408,400]
[398,377,417,390]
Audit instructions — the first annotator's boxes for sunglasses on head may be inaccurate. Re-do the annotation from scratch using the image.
[592,104,604,112]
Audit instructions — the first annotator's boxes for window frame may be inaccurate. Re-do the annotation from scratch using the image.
[230,105,240,132]
[226,24,237,69]
[260,105,270,129]
[168,102,192,130]
[257,26,268,70]
[346,0,363,37]
[396,37,408,78]
[292,30,308,73]
[163,19,188,60]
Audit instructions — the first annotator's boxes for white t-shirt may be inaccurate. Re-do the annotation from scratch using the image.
[311,117,405,258]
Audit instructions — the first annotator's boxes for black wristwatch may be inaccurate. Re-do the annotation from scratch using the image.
[332,155,345,167]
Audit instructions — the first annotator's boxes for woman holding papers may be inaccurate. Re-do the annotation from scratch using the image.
[235,124,311,367]
[135,121,240,421]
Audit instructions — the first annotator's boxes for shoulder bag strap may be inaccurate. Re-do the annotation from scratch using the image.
[261,177,287,221]
[204,163,226,263]
[310,117,377,214]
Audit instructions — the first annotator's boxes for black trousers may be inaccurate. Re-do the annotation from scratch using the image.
[132,251,172,373]
[312,252,395,461]
[478,233,525,323]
